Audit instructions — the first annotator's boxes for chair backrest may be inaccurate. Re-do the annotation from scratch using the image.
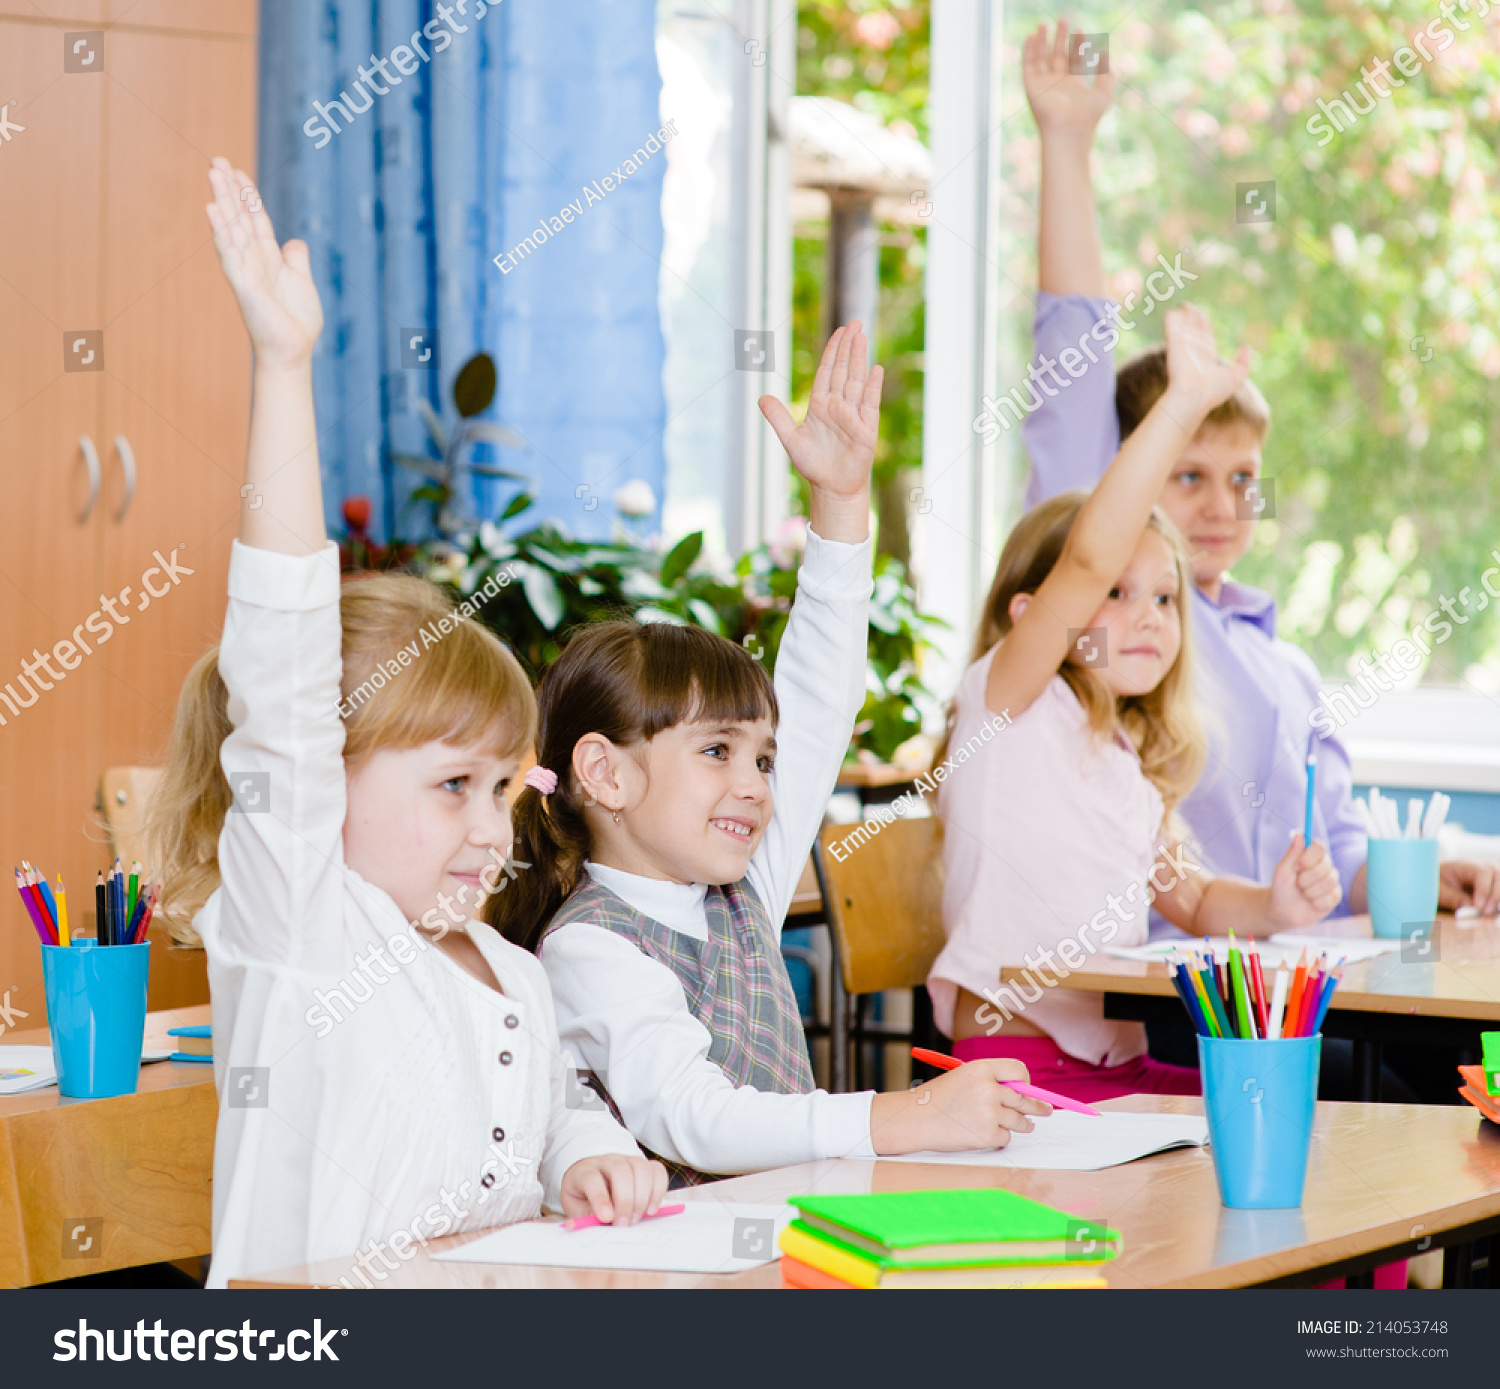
[98,766,164,870]
[814,815,946,996]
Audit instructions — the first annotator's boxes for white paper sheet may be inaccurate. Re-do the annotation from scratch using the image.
[432,1201,793,1273]
[880,1109,1209,1172]
[1104,936,1397,966]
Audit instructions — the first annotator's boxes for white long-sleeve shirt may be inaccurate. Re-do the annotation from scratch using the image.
[540,528,879,1174]
[199,541,639,1288]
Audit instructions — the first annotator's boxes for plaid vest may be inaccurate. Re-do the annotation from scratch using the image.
[542,875,814,1186]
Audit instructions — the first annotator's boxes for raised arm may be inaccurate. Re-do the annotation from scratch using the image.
[1024,19,1112,298]
[750,324,881,918]
[1017,23,1121,506]
[986,306,1250,720]
[205,158,325,555]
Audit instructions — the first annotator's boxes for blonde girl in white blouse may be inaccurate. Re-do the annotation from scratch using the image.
[156,159,665,1288]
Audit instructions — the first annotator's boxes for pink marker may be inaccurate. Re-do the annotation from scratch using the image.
[910,1047,1103,1117]
[562,1201,686,1233]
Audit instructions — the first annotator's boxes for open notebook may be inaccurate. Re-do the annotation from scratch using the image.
[880,1109,1209,1172]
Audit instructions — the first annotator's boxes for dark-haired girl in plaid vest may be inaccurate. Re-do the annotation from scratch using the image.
[498,324,1050,1184]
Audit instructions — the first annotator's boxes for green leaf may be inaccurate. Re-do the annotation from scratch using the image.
[501,492,534,521]
[519,564,564,630]
[659,531,704,588]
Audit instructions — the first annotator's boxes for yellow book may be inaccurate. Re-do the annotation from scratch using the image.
[779,1224,1109,1290]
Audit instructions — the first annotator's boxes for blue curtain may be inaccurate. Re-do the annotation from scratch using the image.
[256,0,667,542]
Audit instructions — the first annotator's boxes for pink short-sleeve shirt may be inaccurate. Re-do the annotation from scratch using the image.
[928,650,1165,1067]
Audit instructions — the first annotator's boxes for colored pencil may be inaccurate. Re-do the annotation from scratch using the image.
[1187,960,1222,1037]
[96,872,108,945]
[1168,960,1206,1036]
[55,876,70,947]
[31,867,60,939]
[1303,733,1317,845]
[21,868,54,942]
[14,868,51,944]
[127,861,140,925]
[110,864,126,947]
[131,885,158,944]
[1285,950,1309,1037]
[1309,969,1342,1036]
[1267,965,1289,1040]
[1198,956,1233,1038]
[908,1047,1104,1115]
[1247,942,1270,1036]
[1228,939,1256,1038]
[563,1203,686,1233]
[27,870,57,945]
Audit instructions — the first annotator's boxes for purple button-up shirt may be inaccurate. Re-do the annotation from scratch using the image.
[1021,291,1367,922]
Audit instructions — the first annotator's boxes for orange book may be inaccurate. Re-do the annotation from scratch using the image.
[1458,1066,1500,1124]
[781,1255,856,1289]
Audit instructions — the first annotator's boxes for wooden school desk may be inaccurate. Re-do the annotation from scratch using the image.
[1002,915,1500,1102]
[231,1094,1500,1290]
[0,1006,214,1286]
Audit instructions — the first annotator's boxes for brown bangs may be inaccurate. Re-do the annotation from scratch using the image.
[630,622,778,738]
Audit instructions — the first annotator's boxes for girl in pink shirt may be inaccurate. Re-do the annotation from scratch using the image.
[929,307,1342,1102]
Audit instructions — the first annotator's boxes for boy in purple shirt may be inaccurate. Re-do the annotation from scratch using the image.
[1003,20,1499,926]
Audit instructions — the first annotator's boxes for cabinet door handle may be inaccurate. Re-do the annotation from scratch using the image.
[78,434,101,523]
[113,433,137,522]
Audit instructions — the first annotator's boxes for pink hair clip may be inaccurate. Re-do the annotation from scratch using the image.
[524,765,558,796]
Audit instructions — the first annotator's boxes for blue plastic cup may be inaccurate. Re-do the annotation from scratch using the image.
[41,942,151,1098]
[1199,1033,1321,1209]
[1365,837,1440,940]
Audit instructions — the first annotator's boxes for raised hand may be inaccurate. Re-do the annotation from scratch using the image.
[1160,304,1253,423]
[758,321,883,503]
[205,157,323,371]
[1022,19,1114,140]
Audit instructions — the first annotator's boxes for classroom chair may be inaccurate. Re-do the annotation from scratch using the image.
[811,816,947,1093]
[98,766,210,1011]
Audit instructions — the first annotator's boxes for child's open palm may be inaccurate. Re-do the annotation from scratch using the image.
[1022,20,1114,137]
[205,157,323,370]
[758,321,883,500]
[1161,304,1252,423]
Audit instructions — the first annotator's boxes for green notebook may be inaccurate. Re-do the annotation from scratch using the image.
[788,1189,1120,1267]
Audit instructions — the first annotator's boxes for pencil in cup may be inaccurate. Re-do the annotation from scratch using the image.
[14,867,53,944]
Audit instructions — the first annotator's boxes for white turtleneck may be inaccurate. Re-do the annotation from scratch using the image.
[539,528,878,1174]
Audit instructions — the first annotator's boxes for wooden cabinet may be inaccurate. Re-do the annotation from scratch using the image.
[0,6,255,1017]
